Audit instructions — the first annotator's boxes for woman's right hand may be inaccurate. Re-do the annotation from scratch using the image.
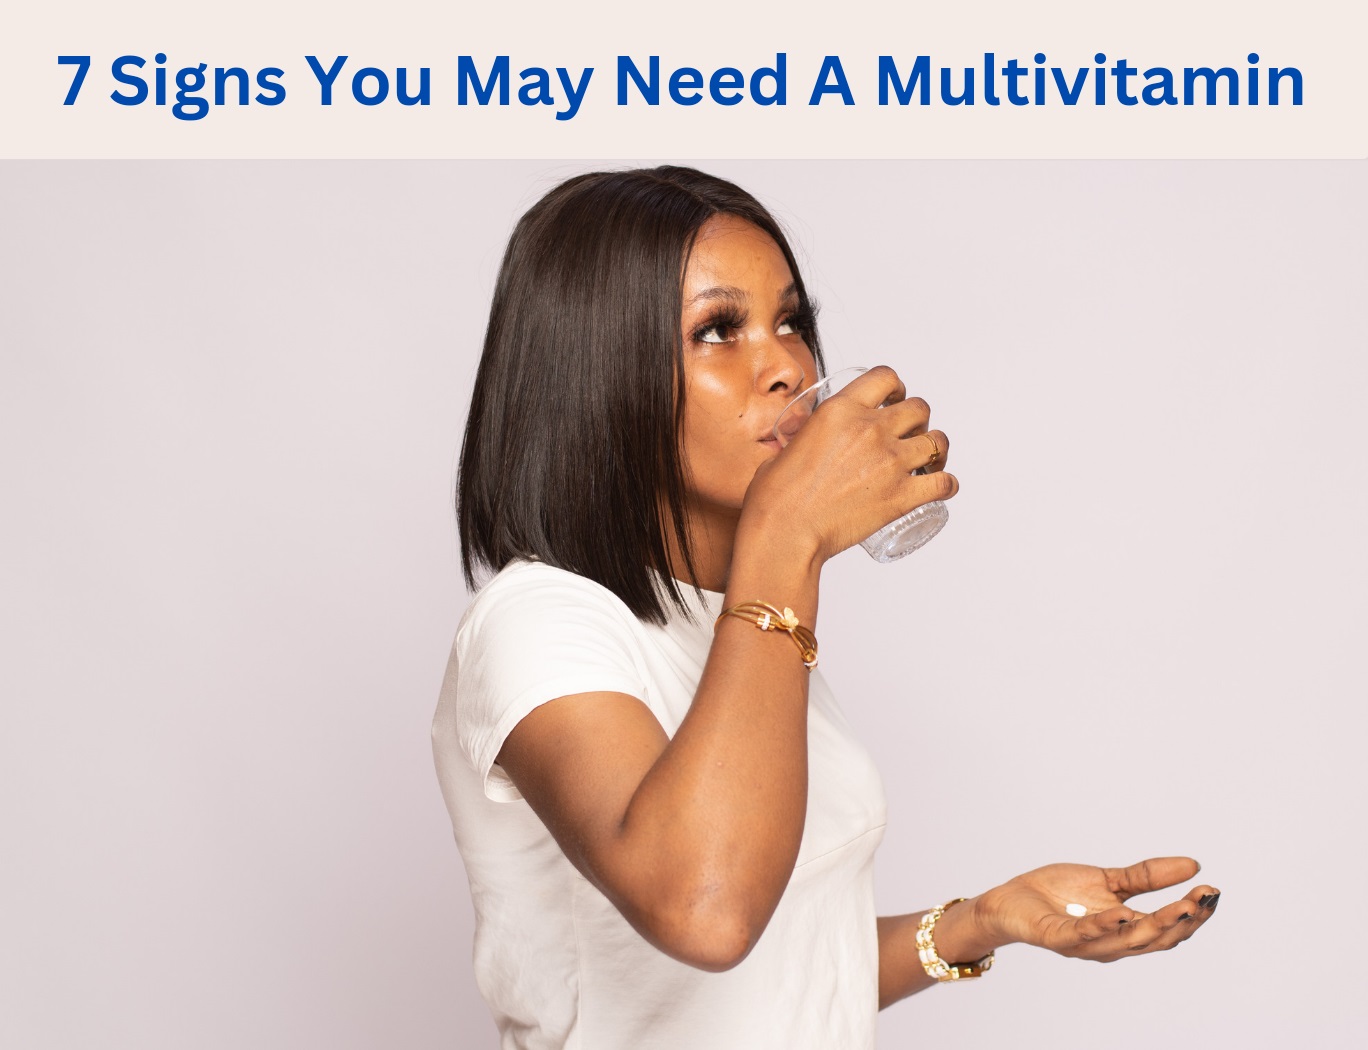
[742,365,957,565]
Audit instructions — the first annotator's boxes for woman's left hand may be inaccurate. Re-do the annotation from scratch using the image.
[972,856,1219,963]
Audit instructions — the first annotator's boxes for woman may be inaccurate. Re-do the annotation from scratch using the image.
[432,166,1218,1048]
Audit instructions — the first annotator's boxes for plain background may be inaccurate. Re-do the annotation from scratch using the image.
[2,160,1365,1048]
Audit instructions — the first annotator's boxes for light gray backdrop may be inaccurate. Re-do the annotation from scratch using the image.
[2,161,1364,1048]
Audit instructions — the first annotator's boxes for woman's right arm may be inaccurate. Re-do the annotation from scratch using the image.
[496,368,955,971]
[496,539,821,971]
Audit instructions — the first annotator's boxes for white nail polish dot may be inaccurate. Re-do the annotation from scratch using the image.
[1066,903,1088,918]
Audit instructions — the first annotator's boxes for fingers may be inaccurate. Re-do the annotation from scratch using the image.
[1070,904,1139,943]
[894,430,950,475]
[873,390,929,433]
[868,394,948,475]
[1115,887,1220,959]
[819,377,952,482]
[840,364,906,408]
[904,466,959,505]
[922,431,946,472]
[1034,904,1134,956]
[1072,885,1221,962]
[790,367,957,519]
[1103,857,1201,900]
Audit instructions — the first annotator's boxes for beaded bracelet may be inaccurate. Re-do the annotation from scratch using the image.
[916,898,995,982]
[714,601,818,669]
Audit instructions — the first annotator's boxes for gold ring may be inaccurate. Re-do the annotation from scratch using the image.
[926,434,941,464]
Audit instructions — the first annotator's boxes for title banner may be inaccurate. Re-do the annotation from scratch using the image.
[5,0,1366,158]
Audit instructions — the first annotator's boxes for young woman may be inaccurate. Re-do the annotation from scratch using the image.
[432,166,1218,1048]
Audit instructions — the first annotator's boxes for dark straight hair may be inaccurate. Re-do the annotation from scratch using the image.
[457,166,823,624]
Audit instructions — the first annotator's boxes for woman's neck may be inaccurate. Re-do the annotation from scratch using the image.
[666,504,740,593]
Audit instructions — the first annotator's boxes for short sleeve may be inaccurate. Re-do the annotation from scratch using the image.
[449,562,650,802]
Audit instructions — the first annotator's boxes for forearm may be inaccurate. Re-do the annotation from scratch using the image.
[878,897,1004,1009]
[614,522,823,957]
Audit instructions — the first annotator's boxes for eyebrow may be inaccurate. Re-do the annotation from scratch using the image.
[684,281,798,309]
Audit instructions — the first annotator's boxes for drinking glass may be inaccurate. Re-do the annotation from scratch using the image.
[772,366,949,563]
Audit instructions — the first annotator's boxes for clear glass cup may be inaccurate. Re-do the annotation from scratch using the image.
[772,366,949,563]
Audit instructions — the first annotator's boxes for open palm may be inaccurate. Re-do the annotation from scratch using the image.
[977,857,1219,963]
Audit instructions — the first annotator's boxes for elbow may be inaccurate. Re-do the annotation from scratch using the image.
[601,839,797,972]
[643,886,774,972]
[669,915,756,973]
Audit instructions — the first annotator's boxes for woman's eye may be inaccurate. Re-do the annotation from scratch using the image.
[776,318,797,336]
[697,324,731,344]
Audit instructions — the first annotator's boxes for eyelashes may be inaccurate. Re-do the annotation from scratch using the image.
[784,303,818,339]
[690,301,818,345]
[691,305,748,344]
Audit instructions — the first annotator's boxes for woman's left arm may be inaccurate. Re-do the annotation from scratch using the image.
[878,856,1221,1009]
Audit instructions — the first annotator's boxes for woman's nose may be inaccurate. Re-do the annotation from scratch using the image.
[758,340,807,396]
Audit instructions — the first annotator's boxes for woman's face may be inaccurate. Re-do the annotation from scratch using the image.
[677,214,817,519]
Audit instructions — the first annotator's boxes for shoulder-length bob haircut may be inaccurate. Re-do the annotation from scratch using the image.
[457,166,823,624]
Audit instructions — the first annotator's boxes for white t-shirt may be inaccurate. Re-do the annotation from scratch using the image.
[431,559,887,1050]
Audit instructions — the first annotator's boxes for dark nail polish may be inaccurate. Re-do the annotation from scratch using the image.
[1206,894,1220,912]
[1179,912,1193,922]
[1197,894,1216,909]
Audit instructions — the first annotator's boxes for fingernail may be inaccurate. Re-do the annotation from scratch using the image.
[1206,893,1220,912]
[1198,893,1220,910]
[1179,912,1193,922]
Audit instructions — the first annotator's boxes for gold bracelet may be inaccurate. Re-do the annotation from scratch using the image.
[714,601,818,670]
[916,898,995,982]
